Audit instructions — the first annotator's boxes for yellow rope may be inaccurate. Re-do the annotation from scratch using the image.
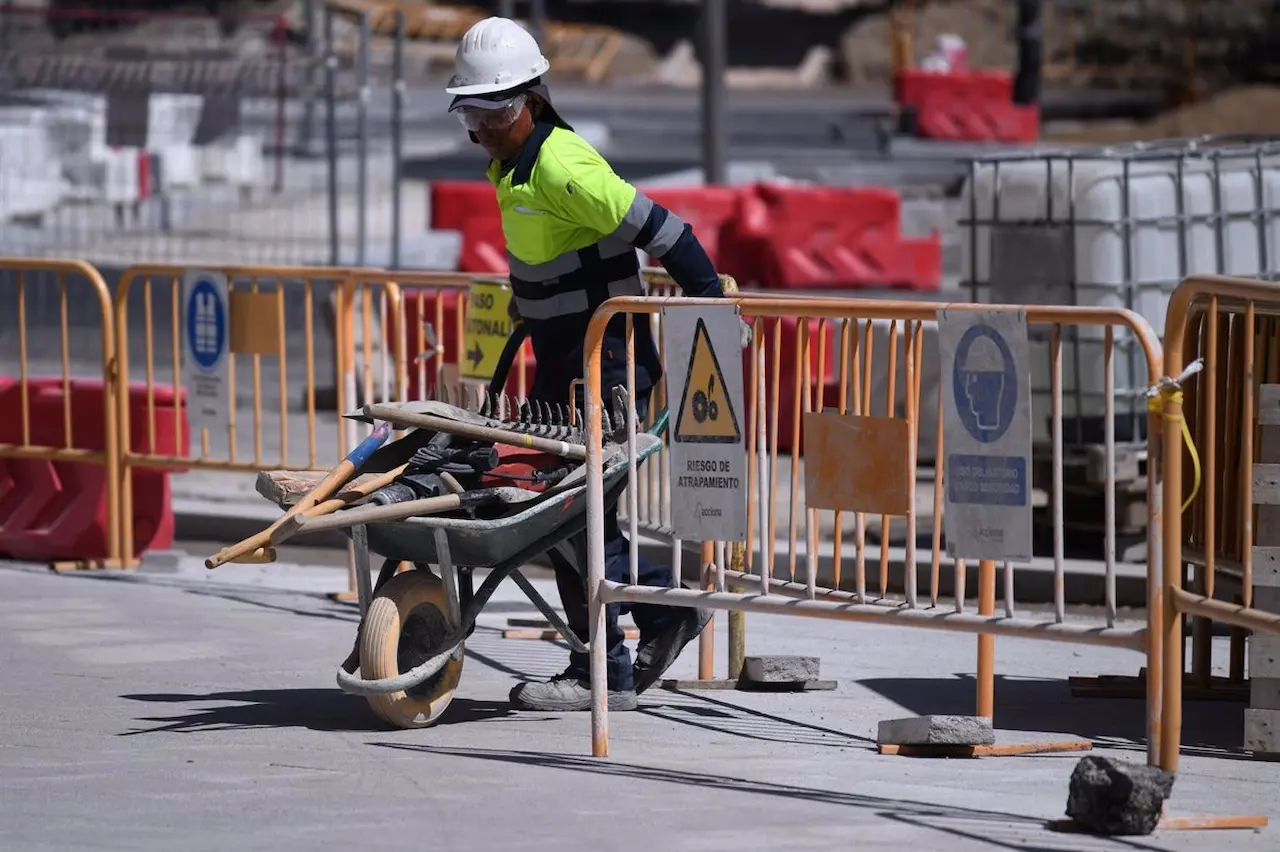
[1148,387,1202,514]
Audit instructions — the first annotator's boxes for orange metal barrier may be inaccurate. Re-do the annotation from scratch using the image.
[0,258,121,566]
[582,294,1166,759]
[1159,275,1280,774]
[112,264,405,562]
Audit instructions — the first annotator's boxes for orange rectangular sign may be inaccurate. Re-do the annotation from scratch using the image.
[802,411,912,516]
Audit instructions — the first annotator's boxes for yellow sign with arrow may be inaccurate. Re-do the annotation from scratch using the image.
[460,280,514,381]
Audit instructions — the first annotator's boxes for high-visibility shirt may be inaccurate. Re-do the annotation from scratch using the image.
[487,119,723,405]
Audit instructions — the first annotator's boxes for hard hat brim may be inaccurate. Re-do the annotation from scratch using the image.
[444,59,550,97]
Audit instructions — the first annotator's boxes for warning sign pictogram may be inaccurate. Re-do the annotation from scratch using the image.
[674,317,741,444]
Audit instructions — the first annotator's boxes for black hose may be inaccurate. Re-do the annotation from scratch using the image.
[487,321,530,400]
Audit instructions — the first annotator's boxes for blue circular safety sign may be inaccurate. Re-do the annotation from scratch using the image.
[952,323,1017,444]
[186,278,226,370]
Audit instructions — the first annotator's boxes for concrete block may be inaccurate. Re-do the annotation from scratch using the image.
[876,714,995,746]
[1250,676,1280,710]
[1066,755,1174,836]
[1254,585,1280,614]
[743,655,820,683]
[1248,635,1280,679]
[1250,547,1280,588]
[1244,708,1280,754]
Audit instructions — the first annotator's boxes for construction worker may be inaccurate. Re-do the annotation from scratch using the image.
[446,16,722,712]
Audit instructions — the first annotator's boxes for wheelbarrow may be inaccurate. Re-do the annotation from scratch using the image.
[242,327,668,729]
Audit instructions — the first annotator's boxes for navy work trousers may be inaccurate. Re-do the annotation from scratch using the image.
[542,392,678,691]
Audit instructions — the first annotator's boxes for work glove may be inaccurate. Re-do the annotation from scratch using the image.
[740,317,753,350]
[507,296,522,326]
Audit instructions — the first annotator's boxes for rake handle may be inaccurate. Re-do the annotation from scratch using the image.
[363,403,587,461]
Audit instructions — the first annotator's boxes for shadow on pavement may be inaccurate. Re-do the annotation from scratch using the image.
[181,586,362,624]
[118,689,516,735]
[371,743,1171,852]
[860,674,1252,761]
[637,688,876,749]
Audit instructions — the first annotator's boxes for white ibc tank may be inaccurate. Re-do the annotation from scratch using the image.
[960,140,1280,443]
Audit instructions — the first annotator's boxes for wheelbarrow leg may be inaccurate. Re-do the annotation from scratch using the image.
[509,568,589,655]
[353,524,373,617]
[434,527,462,630]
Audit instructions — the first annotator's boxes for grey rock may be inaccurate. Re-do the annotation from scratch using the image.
[742,655,820,683]
[876,714,995,746]
[1066,755,1175,836]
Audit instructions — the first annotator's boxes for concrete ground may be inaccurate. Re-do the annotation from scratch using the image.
[1,552,1275,852]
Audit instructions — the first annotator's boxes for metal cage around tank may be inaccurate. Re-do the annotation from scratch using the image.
[960,134,1280,450]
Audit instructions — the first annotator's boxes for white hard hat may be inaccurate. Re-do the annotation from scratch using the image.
[446,17,550,96]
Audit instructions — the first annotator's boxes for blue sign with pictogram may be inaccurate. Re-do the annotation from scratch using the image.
[182,270,231,434]
[939,310,1032,563]
[186,277,227,370]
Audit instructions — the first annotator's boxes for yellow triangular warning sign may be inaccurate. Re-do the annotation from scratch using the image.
[674,318,741,444]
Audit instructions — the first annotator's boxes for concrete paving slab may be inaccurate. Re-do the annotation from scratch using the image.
[0,556,1274,851]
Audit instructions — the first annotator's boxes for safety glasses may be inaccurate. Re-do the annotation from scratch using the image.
[454,93,527,133]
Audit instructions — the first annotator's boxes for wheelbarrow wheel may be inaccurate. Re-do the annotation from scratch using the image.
[359,569,465,729]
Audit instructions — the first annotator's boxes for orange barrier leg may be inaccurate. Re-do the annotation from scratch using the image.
[977,559,996,720]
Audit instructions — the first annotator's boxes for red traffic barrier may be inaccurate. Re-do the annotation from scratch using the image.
[458,215,507,274]
[395,288,535,400]
[721,184,941,292]
[894,68,1039,144]
[738,316,841,456]
[431,181,507,274]
[429,180,498,231]
[641,186,742,268]
[432,180,939,291]
[0,378,187,563]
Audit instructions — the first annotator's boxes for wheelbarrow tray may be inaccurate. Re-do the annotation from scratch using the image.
[257,432,663,567]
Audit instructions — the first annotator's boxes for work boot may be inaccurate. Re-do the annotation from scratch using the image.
[509,670,638,712]
[633,607,714,694]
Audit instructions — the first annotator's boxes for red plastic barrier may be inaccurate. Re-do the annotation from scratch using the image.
[396,287,536,400]
[458,215,507,274]
[721,184,941,292]
[429,180,498,231]
[738,316,841,456]
[642,186,742,269]
[0,378,188,562]
[431,181,507,274]
[435,181,745,276]
[894,68,1039,144]
[433,180,939,291]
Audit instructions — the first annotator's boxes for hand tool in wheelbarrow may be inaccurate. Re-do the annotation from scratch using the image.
[276,487,510,539]
[269,440,502,546]
[207,324,537,568]
[205,419,397,569]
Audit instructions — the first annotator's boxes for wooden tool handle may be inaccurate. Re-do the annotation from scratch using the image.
[287,488,506,537]
[363,403,587,461]
[267,462,409,546]
[205,421,392,569]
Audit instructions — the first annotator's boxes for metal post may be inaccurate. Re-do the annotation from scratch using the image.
[698,541,715,680]
[976,559,996,720]
[297,0,320,155]
[529,0,546,45]
[1013,0,1042,107]
[1160,391,1185,774]
[392,10,405,269]
[324,7,339,266]
[357,12,370,267]
[585,351,610,757]
[699,0,728,185]
[728,542,746,679]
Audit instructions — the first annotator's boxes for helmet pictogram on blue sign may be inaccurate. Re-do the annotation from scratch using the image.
[186,278,226,370]
[952,323,1017,444]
